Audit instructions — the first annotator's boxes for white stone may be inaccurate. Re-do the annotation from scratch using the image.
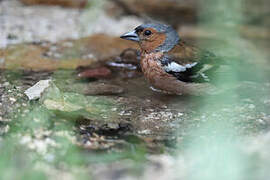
[24,79,51,100]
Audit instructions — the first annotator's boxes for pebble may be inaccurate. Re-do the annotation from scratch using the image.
[9,97,16,103]
[138,129,151,135]
[24,79,51,100]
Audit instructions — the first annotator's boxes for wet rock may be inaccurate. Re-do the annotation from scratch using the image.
[44,99,84,112]
[40,83,119,120]
[0,43,92,71]
[20,0,87,8]
[78,67,112,79]
[84,82,124,95]
[0,34,138,71]
[51,70,125,95]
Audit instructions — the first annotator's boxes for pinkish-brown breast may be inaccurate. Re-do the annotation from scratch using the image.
[140,52,180,92]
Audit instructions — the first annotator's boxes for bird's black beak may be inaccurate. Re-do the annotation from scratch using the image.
[120,30,140,42]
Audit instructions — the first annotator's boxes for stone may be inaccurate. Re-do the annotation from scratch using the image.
[40,83,119,120]
[24,79,52,100]
[78,67,112,79]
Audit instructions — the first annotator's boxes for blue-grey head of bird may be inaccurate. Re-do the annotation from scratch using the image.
[120,23,180,53]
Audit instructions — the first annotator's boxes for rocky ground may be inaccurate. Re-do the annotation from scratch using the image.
[0,0,142,48]
[1,0,270,180]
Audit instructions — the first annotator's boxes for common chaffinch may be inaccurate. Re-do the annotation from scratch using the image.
[120,23,220,95]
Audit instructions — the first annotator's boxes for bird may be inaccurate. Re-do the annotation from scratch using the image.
[120,22,225,96]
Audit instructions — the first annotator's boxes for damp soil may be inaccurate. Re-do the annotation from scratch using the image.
[1,48,270,179]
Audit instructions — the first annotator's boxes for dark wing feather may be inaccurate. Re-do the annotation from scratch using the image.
[161,41,220,83]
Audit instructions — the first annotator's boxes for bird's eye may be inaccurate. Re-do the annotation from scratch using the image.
[144,30,152,36]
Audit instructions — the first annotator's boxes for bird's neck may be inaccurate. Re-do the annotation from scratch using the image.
[141,51,163,61]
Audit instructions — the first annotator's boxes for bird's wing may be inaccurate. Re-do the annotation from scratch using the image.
[160,41,220,83]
